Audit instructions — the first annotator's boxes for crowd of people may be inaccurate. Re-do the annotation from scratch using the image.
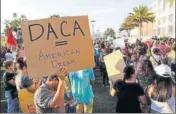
[1,44,95,113]
[0,36,175,113]
[93,37,175,113]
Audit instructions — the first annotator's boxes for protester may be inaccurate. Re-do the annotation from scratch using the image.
[64,76,77,113]
[69,68,95,113]
[159,40,169,57]
[122,43,130,65]
[109,66,150,113]
[150,48,162,67]
[5,49,14,62]
[167,44,176,74]
[94,44,100,67]
[147,64,175,113]
[1,35,176,113]
[146,45,151,58]
[136,59,156,91]
[11,47,17,62]
[99,42,109,87]
[3,61,19,113]
[0,46,6,62]
[15,62,40,92]
[34,68,67,113]
[130,54,138,71]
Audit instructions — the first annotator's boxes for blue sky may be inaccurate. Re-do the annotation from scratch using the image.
[1,0,152,33]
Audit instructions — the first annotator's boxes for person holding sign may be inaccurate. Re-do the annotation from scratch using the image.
[34,67,67,113]
[109,66,150,113]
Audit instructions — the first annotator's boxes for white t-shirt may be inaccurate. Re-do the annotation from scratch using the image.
[151,96,175,113]
[5,53,14,61]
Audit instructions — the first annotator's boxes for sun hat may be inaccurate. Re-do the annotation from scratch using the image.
[154,64,175,84]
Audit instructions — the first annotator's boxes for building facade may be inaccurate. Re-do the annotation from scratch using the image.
[128,0,175,38]
[151,0,175,38]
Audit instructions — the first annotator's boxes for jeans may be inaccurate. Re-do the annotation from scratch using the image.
[100,63,109,86]
[64,92,77,113]
[5,90,20,113]
[64,92,74,101]
[94,55,100,67]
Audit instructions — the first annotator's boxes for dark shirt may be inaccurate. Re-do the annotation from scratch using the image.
[0,51,6,60]
[3,71,18,99]
[113,81,144,113]
[3,71,16,91]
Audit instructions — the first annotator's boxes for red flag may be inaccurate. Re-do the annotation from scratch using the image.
[7,28,16,47]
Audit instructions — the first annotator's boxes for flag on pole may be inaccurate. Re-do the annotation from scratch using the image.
[7,28,17,47]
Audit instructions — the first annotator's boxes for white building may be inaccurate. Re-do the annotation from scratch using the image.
[125,0,175,38]
[151,0,175,38]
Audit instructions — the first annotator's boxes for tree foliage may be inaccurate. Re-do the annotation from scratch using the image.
[129,6,155,36]
[50,14,60,18]
[3,13,27,34]
[104,28,116,38]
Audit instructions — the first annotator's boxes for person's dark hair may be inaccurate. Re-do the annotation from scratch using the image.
[5,61,13,69]
[140,59,155,76]
[123,66,135,81]
[172,44,176,51]
[7,49,11,53]
[151,76,173,102]
[47,75,59,81]
[18,45,21,49]
[153,48,160,55]
[16,62,27,70]
[101,42,105,49]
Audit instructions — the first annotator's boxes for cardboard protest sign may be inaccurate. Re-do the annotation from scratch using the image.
[21,16,95,78]
[18,89,36,113]
[104,50,125,82]
[113,38,125,49]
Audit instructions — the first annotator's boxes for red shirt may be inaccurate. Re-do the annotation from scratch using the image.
[158,44,168,56]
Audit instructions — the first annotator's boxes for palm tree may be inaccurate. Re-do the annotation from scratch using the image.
[20,14,27,21]
[50,14,60,18]
[119,16,138,37]
[129,6,155,37]
[9,13,27,32]
[13,13,17,18]
[104,28,116,38]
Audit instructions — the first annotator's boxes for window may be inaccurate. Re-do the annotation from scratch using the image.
[158,0,161,6]
[169,0,174,7]
[154,29,157,35]
[162,16,166,23]
[169,14,173,23]
[163,2,166,11]
[168,26,173,35]
[158,28,161,35]
[158,19,161,25]
[162,27,166,35]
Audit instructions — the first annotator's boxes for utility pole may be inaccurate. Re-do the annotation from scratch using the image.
[91,20,96,39]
